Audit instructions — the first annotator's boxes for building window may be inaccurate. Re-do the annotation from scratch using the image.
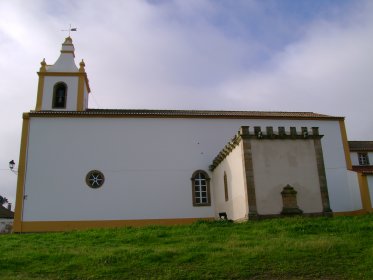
[86,170,105,189]
[191,170,211,206]
[358,153,370,166]
[224,172,229,201]
[52,82,67,108]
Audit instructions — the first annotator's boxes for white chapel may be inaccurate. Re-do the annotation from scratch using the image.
[13,37,370,232]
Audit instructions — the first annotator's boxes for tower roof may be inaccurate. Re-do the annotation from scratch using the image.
[47,37,79,72]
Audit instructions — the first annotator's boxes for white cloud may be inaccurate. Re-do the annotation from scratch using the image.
[217,2,373,139]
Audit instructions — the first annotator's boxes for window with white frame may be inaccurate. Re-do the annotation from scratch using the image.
[358,153,370,166]
[191,170,211,206]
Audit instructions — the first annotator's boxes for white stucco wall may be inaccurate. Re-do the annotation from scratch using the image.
[41,76,79,111]
[350,152,358,166]
[346,171,363,210]
[251,139,323,215]
[212,142,248,221]
[47,53,78,72]
[22,117,358,221]
[84,85,89,109]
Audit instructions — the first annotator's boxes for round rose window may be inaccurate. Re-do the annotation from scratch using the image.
[86,170,105,188]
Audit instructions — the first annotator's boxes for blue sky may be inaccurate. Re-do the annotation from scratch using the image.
[0,0,372,205]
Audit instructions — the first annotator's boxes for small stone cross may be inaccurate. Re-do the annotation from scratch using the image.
[61,24,77,37]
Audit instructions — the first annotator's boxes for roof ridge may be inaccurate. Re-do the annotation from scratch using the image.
[348,141,373,151]
[87,108,323,113]
[28,109,343,119]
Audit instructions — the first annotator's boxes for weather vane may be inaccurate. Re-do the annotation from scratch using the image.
[61,24,77,37]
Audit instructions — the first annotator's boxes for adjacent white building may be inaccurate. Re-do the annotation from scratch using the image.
[13,37,370,232]
[348,141,373,213]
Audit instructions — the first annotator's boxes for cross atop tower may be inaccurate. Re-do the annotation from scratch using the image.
[61,24,77,37]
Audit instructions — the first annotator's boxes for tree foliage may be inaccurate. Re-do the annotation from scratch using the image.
[0,195,8,205]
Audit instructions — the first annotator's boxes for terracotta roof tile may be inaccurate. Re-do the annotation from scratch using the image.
[28,109,343,120]
[349,141,373,151]
[351,165,373,174]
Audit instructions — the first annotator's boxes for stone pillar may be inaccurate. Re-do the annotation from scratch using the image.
[240,126,258,219]
[313,131,333,216]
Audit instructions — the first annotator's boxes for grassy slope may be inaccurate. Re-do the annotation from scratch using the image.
[0,215,372,280]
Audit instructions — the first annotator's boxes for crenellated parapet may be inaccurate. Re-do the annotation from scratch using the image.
[242,126,322,140]
[210,126,323,171]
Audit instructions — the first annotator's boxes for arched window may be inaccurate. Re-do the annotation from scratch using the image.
[224,171,229,201]
[191,170,211,206]
[52,82,67,108]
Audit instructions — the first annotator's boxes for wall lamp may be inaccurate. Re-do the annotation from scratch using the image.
[9,160,15,170]
[9,160,17,174]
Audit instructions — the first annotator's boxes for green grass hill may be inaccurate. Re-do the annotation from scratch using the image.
[1,215,372,279]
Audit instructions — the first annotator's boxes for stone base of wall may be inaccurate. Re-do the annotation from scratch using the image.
[281,207,303,215]
[248,212,332,220]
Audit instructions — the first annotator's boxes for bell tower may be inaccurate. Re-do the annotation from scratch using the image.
[35,37,90,111]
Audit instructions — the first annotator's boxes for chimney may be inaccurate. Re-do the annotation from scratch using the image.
[7,203,11,211]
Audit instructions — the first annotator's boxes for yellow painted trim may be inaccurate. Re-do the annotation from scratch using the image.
[357,173,373,212]
[339,119,352,170]
[15,217,214,233]
[38,72,84,77]
[333,209,369,216]
[35,75,45,111]
[77,75,85,111]
[13,113,30,233]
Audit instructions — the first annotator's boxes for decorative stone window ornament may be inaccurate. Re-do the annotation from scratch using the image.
[281,184,303,215]
[86,170,105,189]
